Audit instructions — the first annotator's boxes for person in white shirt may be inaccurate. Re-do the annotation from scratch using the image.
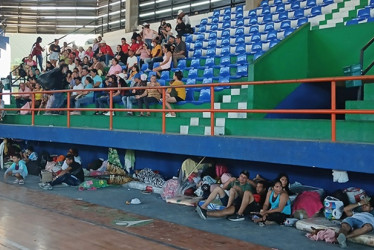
[126,50,138,74]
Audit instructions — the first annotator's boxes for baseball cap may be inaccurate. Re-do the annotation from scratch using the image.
[178,10,183,15]
[100,40,106,44]
[143,22,149,26]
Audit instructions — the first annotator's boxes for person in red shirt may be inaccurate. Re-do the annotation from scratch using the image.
[129,37,140,54]
[121,38,130,65]
[99,40,114,66]
[31,37,45,71]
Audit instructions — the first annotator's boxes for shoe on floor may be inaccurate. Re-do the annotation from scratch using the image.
[196,206,207,220]
[103,111,115,116]
[39,183,53,190]
[13,179,19,184]
[337,233,347,248]
[165,113,176,118]
[228,214,245,222]
[18,180,24,185]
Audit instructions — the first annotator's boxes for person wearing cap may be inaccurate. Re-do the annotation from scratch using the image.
[163,71,186,118]
[196,170,254,220]
[177,9,190,26]
[142,22,157,50]
[49,39,60,67]
[173,35,186,68]
[122,73,146,116]
[99,40,114,66]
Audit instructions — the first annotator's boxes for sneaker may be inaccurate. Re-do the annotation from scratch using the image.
[18,180,24,185]
[165,113,176,118]
[103,111,115,116]
[39,183,53,190]
[13,179,19,184]
[94,111,101,115]
[196,206,207,220]
[127,112,133,116]
[70,111,81,115]
[337,233,347,248]
[228,214,245,222]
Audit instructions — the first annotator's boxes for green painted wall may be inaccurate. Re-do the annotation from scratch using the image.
[308,22,374,77]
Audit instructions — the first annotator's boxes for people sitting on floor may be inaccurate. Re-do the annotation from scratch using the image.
[196,170,253,220]
[252,180,291,226]
[136,75,162,117]
[21,146,38,163]
[40,154,84,190]
[335,198,374,248]
[163,71,186,118]
[4,153,28,185]
[153,44,172,77]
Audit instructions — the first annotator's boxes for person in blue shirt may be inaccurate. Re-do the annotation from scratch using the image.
[4,153,28,185]
[22,145,38,163]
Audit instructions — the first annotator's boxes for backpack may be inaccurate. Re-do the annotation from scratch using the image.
[19,66,27,78]
[26,160,41,176]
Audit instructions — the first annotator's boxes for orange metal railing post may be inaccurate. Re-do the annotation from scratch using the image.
[210,86,215,136]
[31,93,35,126]
[109,90,113,130]
[162,88,166,134]
[67,92,71,128]
[331,81,336,142]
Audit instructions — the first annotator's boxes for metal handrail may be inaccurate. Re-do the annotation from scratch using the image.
[360,36,374,75]
[2,74,374,142]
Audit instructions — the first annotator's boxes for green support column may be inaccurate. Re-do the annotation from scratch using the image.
[125,0,139,33]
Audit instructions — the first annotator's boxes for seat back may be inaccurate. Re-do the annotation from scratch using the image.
[190,59,200,68]
[221,55,231,66]
[220,66,230,77]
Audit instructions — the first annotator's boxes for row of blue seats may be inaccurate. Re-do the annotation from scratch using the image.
[345,4,374,26]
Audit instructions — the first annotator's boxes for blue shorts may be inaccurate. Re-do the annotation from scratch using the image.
[342,217,368,230]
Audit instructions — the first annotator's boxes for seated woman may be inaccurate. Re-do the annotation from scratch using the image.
[136,43,151,67]
[71,77,95,115]
[136,75,162,116]
[163,71,186,117]
[94,75,123,116]
[90,56,104,76]
[126,65,139,84]
[106,58,122,76]
[253,180,291,225]
[175,17,186,36]
[152,44,172,77]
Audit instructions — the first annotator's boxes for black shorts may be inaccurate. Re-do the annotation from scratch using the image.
[175,96,184,102]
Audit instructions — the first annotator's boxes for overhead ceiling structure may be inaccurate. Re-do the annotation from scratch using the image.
[0,0,126,34]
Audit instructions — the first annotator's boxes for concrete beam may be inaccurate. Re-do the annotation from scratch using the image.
[245,0,262,11]
[125,0,139,33]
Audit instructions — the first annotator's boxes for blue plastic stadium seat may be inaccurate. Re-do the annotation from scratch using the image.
[193,49,203,58]
[186,78,196,86]
[196,34,205,41]
[249,25,259,34]
[205,47,217,58]
[280,20,291,29]
[224,7,231,15]
[153,62,160,69]
[160,71,170,81]
[236,12,244,19]
[291,1,300,9]
[297,17,308,26]
[185,35,193,43]
[346,19,359,26]
[235,35,245,44]
[203,68,214,78]
[322,0,334,5]
[220,55,231,66]
[147,71,156,80]
[276,4,285,12]
[284,28,295,37]
[221,21,231,29]
[221,46,231,56]
[221,29,231,38]
[219,37,230,47]
[248,9,257,17]
[234,27,244,36]
[141,63,149,72]
[306,0,317,8]
[212,10,220,17]
[266,30,278,41]
[262,14,273,23]
[249,17,258,25]
[219,75,230,84]
[260,0,269,7]
[193,41,203,50]
[184,88,194,102]
[190,59,200,69]
[235,44,246,54]
[292,9,305,19]
[207,32,217,40]
[236,54,248,65]
[370,0,374,6]
[207,39,217,48]
[251,42,263,53]
[236,19,244,27]
[250,33,262,43]
[203,78,213,84]
[198,26,206,33]
[198,89,211,102]
[277,11,289,22]
[212,17,219,24]
[310,6,322,17]
[236,65,248,77]
[210,23,218,31]
[274,0,282,4]
[222,15,231,22]
[188,68,198,79]
[368,17,374,23]
[358,8,371,19]
[253,51,264,61]
[269,39,280,48]
[200,18,208,26]
[235,5,244,13]
[158,79,166,86]
[264,22,275,32]
[220,66,230,77]
[204,57,215,68]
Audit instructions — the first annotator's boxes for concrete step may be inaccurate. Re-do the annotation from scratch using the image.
[345,100,374,121]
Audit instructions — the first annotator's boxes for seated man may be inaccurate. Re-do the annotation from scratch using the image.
[336,198,374,248]
[40,154,84,190]
[196,170,254,220]
[15,83,31,110]
[3,153,28,185]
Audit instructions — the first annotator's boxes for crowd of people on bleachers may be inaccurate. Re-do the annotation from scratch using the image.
[14,10,193,117]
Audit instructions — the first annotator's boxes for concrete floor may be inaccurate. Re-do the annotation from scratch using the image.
[1,173,372,250]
